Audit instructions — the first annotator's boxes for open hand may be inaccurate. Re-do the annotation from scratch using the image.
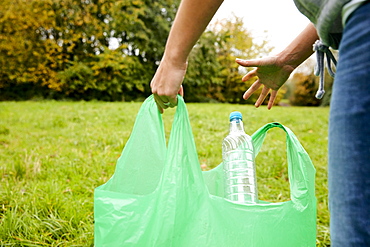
[236,56,294,109]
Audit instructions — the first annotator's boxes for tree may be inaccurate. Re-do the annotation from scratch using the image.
[0,0,61,97]
[106,0,179,94]
[213,17,274,104]
[0,1,289,104]
[289,72,321,106]
[0,0,179,100]
[288,56,335,106]
[183,30,223,102]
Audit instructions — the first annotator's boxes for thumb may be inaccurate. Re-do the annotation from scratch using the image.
[178,85,184,97]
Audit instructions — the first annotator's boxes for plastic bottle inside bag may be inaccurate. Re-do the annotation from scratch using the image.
[222,111,258,204]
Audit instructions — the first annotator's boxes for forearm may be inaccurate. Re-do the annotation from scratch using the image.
[277,23,319,69]
[163,0,224,66]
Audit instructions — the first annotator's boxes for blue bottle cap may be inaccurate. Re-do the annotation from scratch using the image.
[229,111,242,121]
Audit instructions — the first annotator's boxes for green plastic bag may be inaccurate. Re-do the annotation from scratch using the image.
[94,95,316,247]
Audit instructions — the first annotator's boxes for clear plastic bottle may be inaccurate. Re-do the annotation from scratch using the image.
[222,111,258,204]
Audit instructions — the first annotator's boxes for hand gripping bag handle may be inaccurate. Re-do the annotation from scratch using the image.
[251,122,316,203]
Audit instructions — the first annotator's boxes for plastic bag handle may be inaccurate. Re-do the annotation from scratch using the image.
[251,122,316,203]
[157,95,208,192]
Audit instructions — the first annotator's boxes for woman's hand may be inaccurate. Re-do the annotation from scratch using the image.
[236,56,295,109]
[150,59,186,113]
[236,23,319,109]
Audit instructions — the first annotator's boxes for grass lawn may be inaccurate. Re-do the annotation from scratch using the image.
[0,100,330,246]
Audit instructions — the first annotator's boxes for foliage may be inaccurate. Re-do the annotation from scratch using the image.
[287,55,336,107]
[0,0,178,100]
[1,1,320,106]
[183,30,223,102]
[89,50,147,101]
[0,101,330,245]
[108,0,179,92]
[58,49,147,101]
[0,0,60,91]
[289,69,334,107]
[212,17,270,104]
[290,72,321,106]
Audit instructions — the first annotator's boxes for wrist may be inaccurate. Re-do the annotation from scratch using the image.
[276,23,318,69]
[161,51,188,70]
[276,48,309,70]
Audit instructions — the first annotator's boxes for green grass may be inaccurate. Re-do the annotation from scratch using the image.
[0,100,329,246]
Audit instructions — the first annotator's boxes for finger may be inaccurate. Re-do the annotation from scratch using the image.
[156,93,178,109]
[166,95,178,108]
[243,80,262,100]
[267,90,278,110]
[255,86,270,108]
[236,58,261,67]
[153,94,166,113]
[242,69,258,82]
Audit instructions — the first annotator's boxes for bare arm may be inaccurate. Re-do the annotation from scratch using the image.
[236,23,319,109]
[151,0,224,112]
[277,22,319,70]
